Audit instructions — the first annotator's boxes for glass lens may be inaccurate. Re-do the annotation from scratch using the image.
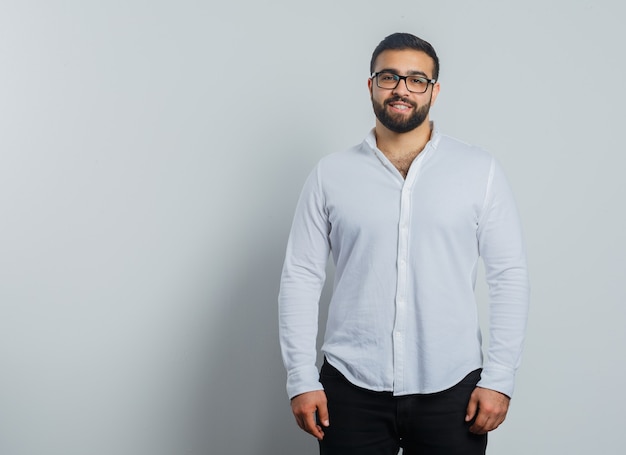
[376,72,399,89]
[406,76,429,93]
[376,72,429,93]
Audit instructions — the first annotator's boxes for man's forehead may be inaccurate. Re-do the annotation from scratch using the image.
[373,49,435,76]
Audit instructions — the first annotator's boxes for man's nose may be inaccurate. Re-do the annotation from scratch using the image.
[392,77,410,96]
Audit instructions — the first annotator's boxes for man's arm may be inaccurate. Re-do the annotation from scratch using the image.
[278,165,331,403]
[474,157,530,426]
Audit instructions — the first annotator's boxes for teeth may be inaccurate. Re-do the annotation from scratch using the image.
[392,104,409,110]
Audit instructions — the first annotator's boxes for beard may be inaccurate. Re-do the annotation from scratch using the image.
[372,95,431,134]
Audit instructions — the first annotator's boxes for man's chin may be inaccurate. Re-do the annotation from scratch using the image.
[373,100,429,134]
[379,121,418,134]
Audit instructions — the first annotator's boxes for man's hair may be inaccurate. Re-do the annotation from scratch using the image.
[370,33,440,81]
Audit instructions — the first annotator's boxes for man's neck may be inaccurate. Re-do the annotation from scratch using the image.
[374,120,433,159]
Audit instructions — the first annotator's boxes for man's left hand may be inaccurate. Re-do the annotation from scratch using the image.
[465,386,510,434]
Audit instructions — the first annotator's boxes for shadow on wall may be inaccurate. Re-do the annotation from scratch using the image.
[179,134,328,455]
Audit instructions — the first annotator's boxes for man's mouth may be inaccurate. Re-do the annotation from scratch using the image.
[385,97,416,112]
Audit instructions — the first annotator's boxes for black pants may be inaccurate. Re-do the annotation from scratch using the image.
[318,360,487,455]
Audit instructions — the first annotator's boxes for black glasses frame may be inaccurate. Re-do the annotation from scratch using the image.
[371,72,437,93]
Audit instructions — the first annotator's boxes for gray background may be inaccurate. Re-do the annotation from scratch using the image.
[1,0,624,454]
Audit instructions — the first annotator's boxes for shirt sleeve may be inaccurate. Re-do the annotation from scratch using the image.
[476,157,530,398]
[278,164,331,399]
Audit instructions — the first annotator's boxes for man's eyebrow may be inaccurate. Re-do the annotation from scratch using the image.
[376,68,430,78]
[407,70,429,77]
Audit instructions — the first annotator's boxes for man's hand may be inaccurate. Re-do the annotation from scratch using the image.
[465,386,510,434]
[290,390,329,440]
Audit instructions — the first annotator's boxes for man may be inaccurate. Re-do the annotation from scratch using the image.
[278,32,529,455]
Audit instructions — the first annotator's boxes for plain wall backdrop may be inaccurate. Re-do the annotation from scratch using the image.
[1,1,624,454]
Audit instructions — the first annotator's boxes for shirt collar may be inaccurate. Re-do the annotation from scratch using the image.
[364,122,441,153]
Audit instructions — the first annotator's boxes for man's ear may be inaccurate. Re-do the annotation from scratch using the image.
[430,81,441,106]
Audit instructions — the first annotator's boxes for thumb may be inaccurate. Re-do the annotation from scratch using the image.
[465,390,478,422]
[318,401,330,427]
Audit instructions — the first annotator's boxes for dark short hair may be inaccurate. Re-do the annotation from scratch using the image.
[370,33,440,81]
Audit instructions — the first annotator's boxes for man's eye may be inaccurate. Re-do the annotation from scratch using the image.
[380,74,397,81]
[411,78,427,84]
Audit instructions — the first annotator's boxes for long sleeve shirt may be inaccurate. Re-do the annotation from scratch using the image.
[278,127,529,400]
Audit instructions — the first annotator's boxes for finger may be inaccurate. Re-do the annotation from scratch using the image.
[465,391,478,423]
[317,401,330,428]
[302,411,325,440]
[295,415,305,431]
[469,408,505,434]
[469,411,490,434]
[294,411,323,438]
[471,419,501,434]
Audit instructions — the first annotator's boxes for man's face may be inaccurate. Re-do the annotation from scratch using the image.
[368,49,440,134]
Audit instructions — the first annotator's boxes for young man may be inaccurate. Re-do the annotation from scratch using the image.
[278,33,529,455]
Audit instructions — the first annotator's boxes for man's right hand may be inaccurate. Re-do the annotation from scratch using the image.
[290,390,329,440]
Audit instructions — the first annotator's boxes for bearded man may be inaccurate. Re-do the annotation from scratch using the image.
[278,32,530,455]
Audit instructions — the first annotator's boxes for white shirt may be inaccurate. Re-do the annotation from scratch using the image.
[279,127,529,399]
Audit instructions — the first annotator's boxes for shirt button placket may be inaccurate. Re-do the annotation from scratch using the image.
[394,184,412,393]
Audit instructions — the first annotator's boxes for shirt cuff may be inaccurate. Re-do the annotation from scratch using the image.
[476,364,516,398]
[286,365,324,399]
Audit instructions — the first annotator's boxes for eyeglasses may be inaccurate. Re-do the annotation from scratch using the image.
[371,71,436,93]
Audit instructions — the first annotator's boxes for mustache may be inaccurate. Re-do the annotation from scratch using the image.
[384,96,417,108]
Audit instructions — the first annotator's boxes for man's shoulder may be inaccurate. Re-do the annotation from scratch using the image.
[437,133,488,154]
[435,133,493,165]
[316,141,369,168]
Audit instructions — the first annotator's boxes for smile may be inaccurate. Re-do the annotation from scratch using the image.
[387,102,413,112]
